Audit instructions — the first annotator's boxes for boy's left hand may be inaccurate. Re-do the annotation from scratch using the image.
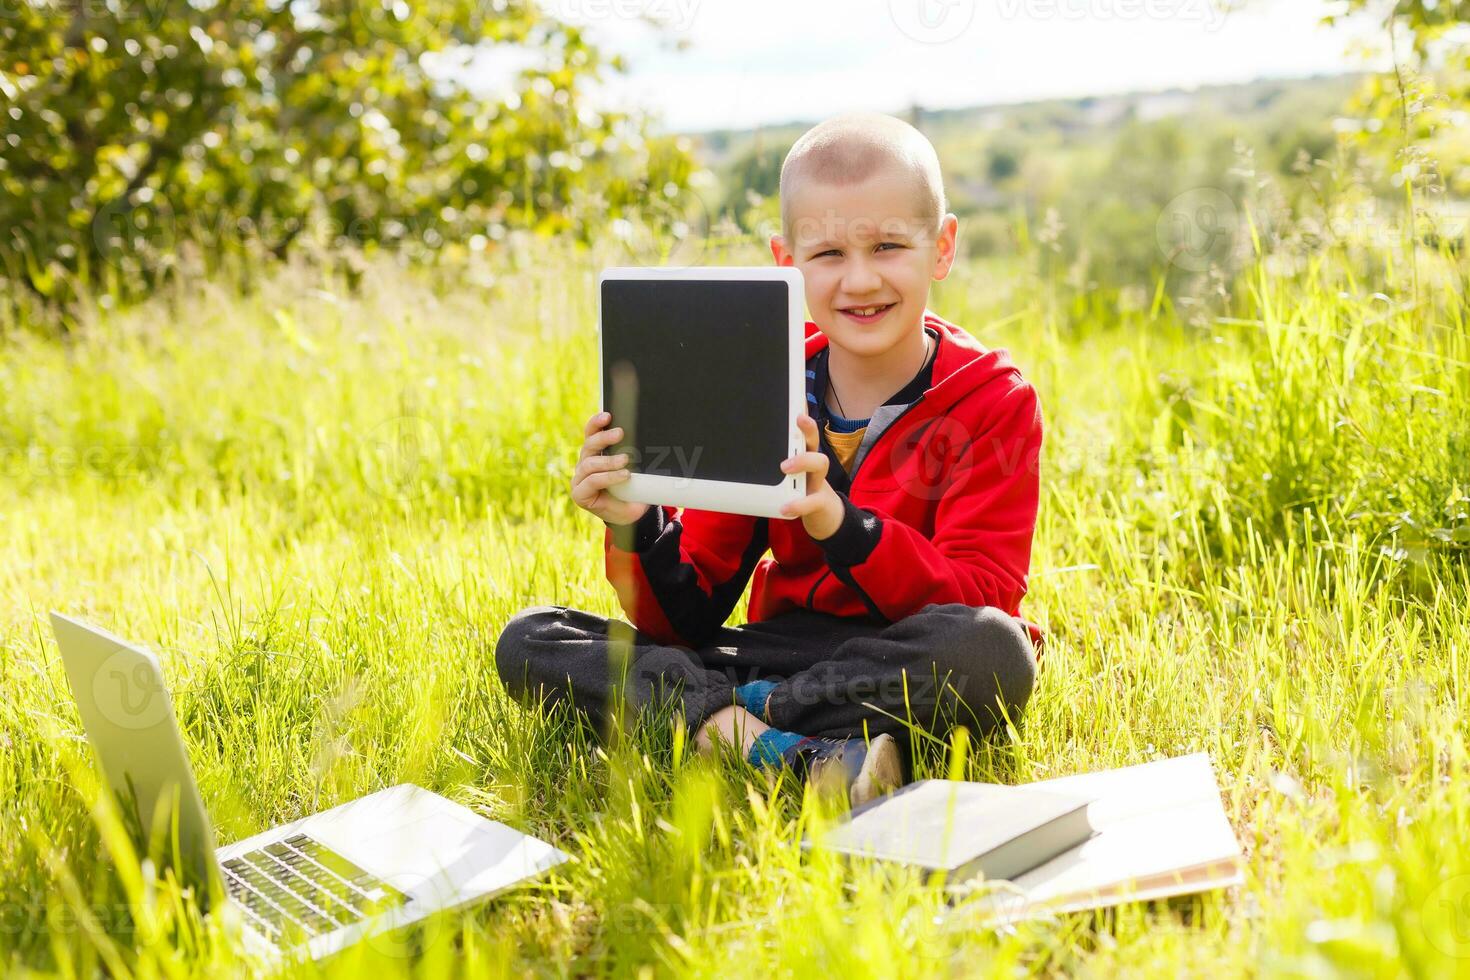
[779,414,845,541]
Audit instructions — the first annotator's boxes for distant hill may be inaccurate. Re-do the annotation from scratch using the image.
[684,73,1367,169]
[684,72,1391,285]
[687,73,1369,232]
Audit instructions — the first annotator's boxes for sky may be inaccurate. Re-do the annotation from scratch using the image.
[459,0,1392,134]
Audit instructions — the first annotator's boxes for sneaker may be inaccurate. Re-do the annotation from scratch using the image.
[795,732,906,807]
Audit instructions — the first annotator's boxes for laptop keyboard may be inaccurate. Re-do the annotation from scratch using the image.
[221,834,410,944]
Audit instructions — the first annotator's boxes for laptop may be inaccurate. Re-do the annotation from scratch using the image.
[598,266,808,519]
[50,613,570,961]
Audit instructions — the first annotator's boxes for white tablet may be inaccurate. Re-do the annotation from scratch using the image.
[597,266,807,520]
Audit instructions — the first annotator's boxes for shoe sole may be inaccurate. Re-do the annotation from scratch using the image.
[849,733,904,807]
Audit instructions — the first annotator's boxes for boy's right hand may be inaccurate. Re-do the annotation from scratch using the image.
[572,411,650,527]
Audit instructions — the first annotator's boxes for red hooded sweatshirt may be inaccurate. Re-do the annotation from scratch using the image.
[604,310,1044,651]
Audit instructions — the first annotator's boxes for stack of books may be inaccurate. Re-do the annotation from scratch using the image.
[806,753,1243,921]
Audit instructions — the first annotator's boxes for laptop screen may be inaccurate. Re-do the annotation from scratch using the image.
[600,278,792,487]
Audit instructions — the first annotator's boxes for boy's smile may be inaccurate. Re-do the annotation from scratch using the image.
[770,166,958,365]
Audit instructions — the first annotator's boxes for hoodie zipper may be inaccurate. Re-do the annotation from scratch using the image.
[806,329,947,609]
[804,393,930,614]
[805,568,832,608]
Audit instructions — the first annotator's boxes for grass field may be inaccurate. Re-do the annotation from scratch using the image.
[3,234,1469,977]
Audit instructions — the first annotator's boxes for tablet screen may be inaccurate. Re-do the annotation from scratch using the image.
[601,278,791,487]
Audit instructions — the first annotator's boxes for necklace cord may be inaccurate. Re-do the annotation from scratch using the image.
[827,331,932,423]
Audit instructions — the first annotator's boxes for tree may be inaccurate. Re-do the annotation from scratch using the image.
[1326,0,1470,220]
[0,0,697,311]
[1324,1,1469,148]
[1331,0,1470,61]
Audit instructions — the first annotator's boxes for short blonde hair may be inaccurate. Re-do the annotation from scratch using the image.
[779,113,946,242]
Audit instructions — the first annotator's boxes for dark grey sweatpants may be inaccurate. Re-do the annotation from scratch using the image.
[493,603,1036,742]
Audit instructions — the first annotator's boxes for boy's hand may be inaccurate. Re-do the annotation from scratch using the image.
[572,411,650,527]
[779,414,845,541]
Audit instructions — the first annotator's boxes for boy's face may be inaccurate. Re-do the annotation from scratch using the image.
[770,167,958,360]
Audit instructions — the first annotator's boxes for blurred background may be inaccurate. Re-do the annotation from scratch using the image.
[2,0,1466,327]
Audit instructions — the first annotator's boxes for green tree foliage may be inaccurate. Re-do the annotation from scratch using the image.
[1333,0,1470,60]
[0,0,696,310]
[714,141,781,233]
[1328,1,1469,161]
[1323,0,1470,256]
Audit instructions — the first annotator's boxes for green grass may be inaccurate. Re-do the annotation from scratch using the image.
[2,235,1468,977]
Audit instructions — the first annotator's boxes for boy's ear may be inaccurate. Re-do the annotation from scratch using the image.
[769,234,796,267]
[931,213,959,281]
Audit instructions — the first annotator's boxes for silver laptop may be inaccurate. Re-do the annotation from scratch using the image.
[50,613,570,961]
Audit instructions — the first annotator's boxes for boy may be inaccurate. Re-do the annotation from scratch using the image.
[495,113,1042,806]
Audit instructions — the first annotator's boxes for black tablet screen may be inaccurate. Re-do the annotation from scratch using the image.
[601,278,791,487]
